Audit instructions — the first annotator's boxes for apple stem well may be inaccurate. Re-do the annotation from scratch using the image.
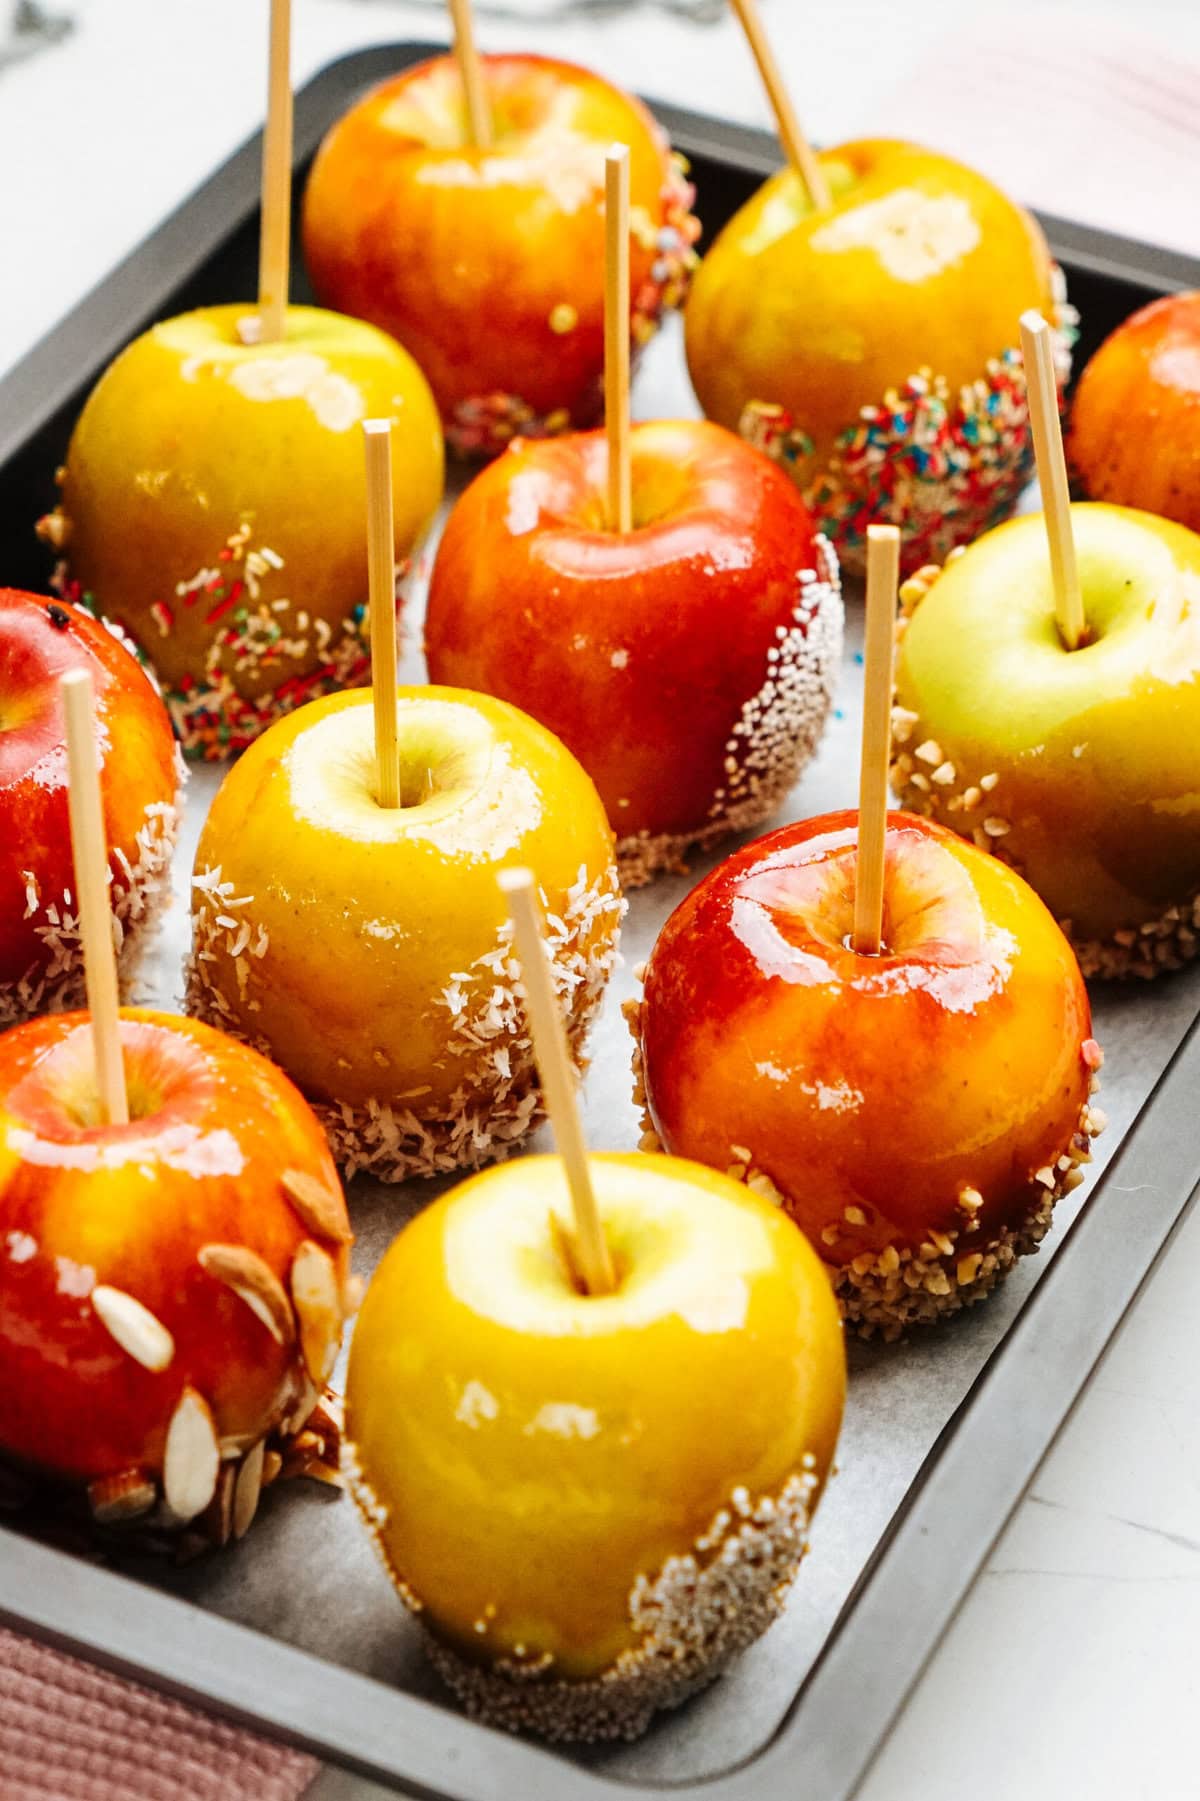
[1019,309,1087,652]
[728,0,832,212]
[853,524,901,957]
[499,867,617,1296]
[604,144,633,534]
[257,0,292,345]
[60,669,129,1126]
[448,0,492,150]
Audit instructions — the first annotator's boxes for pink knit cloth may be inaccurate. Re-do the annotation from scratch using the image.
[0,1628,318,1801]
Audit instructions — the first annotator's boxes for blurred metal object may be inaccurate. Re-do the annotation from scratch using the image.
[0,0,74,73]
[343,0,726,22]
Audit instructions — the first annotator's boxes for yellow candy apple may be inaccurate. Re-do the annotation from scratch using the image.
[345,1151,845,1741]
[892,504,1200,976]
[684,139,1071,574]
[40,305,443,758]
[186,686,623,1182]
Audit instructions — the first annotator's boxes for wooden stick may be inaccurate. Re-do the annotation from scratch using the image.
[363,420,399,810]
[728,0,832,211]
[448,0,492,149]
[61,670,129,1127]
[1019,310,1085,651]
[853,524,901,958]
[499,869,615,1297]
[257,0,293,342]
[604,145,632,534]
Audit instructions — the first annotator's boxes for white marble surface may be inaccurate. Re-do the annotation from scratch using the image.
[2,5,1199,1799]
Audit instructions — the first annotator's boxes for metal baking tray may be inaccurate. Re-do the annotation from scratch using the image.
[3,42,1200,1801]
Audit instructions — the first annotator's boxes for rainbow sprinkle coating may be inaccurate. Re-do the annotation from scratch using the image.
[741,269,1078,576]
[446,154,700,459]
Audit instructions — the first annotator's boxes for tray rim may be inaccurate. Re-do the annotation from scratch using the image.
[3,39,1200,1801]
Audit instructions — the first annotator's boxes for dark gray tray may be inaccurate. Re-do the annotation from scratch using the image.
[2,42,1200,1801]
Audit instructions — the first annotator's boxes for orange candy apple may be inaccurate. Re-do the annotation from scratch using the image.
[187,686,622,1183]
[632,811,1103,1338]
[1068,290,1200,531]
[346,1152,845,1741]
[40,304,443,759]
[0,1008,354,1543]
[425,420,843,885]
[0,589,181,1030]
[302,53,699,457]
[684,139,1072,574]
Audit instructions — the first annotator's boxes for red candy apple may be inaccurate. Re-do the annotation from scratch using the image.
[425,420,842,885]
[1068,289,1200,532]
[302,53,699,456]
[0,1008,355,1543]
[632,810,1103,1337]
[0,590,181,1029]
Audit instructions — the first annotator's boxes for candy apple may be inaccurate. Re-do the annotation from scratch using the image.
[0,588,181,1030]
[302,53,699,457]
[39,304,443,759]
[0,1007,354,1544]
[684,139,1072,574]
[425,419,842,885]
[1068,290,1200,531]
[632,811,1102,1338]
[345,1150,844,1741]
[892,504,1200,976]
[186,685,622,1183]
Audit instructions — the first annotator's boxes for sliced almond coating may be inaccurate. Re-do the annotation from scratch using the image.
[198,1244,295,1347]
[87,1469,157,1525]
[281,1168,353,1245]
[199,1463,236,1548]
[233,1440,266,1541]
[341,1273,366,1319]
[290,1241,341,1385]
[91,1286,175,1373]
[163,1387,220,1523]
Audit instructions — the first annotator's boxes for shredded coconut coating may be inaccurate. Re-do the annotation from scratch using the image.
[618,541,843,888]
[891,562,1200,981]
[624,995,1103,1341]
[186,864,624,1183]
[741,270,1076,576]
[346,1445,820,1744]
[1,770,183,1030]
[445,155,700,460]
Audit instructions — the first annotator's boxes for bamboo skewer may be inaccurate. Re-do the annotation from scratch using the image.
[499,868,616,1297]
[448,0,492,149]
[363,420,400,810]
[257,0,293,343]
[853,524,901,957]
[1020,309,1086,652]
[604,145,632,534]
[728,0,832,212]
[61,670,129,1126]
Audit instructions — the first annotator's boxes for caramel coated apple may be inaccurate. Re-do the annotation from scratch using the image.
[41,305,443,759]
[0,589,181,1029]
[0,1009,353,1541]
[633,811,1102,1337]
[684,139,1070,573]
[892,504,1200,976]
[302,53,698,456]
[425,420,842,884]
[1068,290,1200,531]
[187,687,623,1183]
[346,1152,845,1740]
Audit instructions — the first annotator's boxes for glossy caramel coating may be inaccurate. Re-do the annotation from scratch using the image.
[1069,291,1200,531]
[638,812,1093,1263]
[0,1009,349,1486]
[0,589,179,1021]
[425,421,841,863]
[346,1153,844,1689]
[303,54,690,437]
